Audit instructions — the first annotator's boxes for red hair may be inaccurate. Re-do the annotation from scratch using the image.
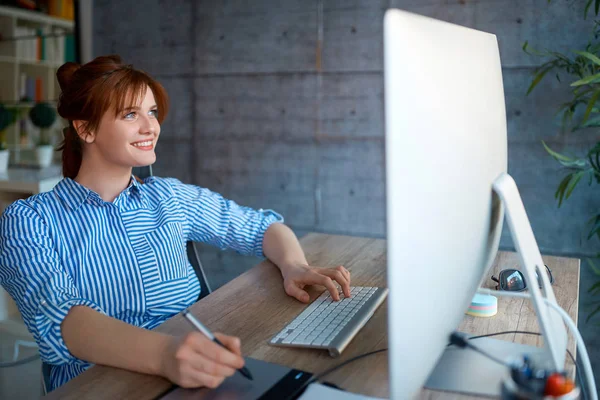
[56,55,169,178]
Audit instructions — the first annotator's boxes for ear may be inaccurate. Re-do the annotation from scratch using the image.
[73,120,95,144]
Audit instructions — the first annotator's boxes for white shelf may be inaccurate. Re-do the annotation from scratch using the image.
[2,101,57,108]
[0,5,73,29]
[0,165,62,194]
[0,5,70,164]
[0,55,63,68]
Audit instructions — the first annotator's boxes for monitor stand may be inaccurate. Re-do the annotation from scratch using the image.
[425,173,568,397]
[424,336,545,397]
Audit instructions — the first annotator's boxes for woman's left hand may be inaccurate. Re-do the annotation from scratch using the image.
[280,263,351,303]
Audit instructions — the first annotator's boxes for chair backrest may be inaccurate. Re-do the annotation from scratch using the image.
[41,361,51,395]
[187,242,212,300]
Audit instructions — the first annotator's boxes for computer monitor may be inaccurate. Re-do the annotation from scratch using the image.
[384,9,567,399]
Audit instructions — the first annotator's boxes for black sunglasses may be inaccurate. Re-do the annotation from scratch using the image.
[491,265,554,292]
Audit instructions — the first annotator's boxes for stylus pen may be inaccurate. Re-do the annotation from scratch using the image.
[182,309,253,381]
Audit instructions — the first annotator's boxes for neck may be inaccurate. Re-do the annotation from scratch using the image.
[75,152,132,203]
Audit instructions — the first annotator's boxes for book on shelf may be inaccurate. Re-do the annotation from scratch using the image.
[6,0,75,21]
[47,0,75,21]
[13,25,74,64]
[19,73,43,103]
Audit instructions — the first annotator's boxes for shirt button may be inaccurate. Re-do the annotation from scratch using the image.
[41,300,47,306]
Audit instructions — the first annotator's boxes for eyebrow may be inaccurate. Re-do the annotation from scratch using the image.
[121,104,158,111]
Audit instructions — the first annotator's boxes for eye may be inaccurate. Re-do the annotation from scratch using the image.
[124,111,136,120]
[149,109,159,118]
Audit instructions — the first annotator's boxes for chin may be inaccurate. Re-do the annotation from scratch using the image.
[133,155,156,167]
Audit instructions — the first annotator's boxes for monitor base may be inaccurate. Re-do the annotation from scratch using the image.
[424,336,546,398]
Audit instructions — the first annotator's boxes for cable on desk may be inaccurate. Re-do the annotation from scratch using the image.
[312,348,389,383]
[284,348,388,400]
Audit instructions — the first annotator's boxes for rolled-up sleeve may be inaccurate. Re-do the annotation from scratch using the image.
[0,201,105,366]
[165,178,284,257]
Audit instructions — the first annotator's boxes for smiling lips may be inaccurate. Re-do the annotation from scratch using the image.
[131,140,153,150]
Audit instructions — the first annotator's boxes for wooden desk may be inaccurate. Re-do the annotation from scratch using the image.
[45,233,580,400]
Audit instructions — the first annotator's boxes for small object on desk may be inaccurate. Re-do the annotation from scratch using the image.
[182,309,253,381]
[500,355,580,399]
[465,293,497,317]
[269,286,388,357]
[159,357,312,400]
[298,382,385,399]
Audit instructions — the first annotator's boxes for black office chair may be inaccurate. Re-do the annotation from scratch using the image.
[41,166,212,394]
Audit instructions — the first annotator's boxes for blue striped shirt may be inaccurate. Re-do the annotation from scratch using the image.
[0,176,283,391]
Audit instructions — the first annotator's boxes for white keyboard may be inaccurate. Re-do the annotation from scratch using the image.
[269,286,388,357]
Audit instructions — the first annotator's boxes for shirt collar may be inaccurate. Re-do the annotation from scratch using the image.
[54,175,143,211]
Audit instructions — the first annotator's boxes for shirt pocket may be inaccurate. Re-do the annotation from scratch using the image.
[145,222,188,282]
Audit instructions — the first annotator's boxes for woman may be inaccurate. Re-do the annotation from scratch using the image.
[0,55,351,391]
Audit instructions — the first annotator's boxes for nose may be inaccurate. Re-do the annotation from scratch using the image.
[139,115,156,135]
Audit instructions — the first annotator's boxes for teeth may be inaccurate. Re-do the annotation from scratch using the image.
[132,141,152,147]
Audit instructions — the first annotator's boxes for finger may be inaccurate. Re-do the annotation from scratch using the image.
[338,266,351,282]
[178,364,225,389]
[285,283,310,303]
[214,333,242,357]
[184,351,237,378]
[190,370,226,389]
[333,265,351,284]
[185,332,245,370]
[324,267,350,297]
[306,273,340,301]
[321,269,351,298]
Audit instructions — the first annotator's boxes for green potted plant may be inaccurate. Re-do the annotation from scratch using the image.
[0,105,13,173]
[29,102,56,168]
[525,0,600,321]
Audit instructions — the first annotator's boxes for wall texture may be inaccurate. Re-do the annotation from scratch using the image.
[94,0,600,383]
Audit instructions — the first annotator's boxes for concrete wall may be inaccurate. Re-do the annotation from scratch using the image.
[94,0,600,382]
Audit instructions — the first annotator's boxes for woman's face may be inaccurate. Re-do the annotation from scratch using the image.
[91,86,160,168]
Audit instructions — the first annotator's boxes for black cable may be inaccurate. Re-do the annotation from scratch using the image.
[467,330,543,341]
[312,348,388,383]
[284,348,388,400]
[450,332,511,367]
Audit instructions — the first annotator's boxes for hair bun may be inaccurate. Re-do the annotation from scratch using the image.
[57,62,81,92]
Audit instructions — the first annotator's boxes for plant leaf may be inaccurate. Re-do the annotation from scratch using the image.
[574,50,600,66]
[588,258,600,275]
[588,221,600,240]
[589,218,600,239]
[542,141,574,163]
[581,114,600,129]
[542,141,586,168]
[522,41,548,57]
[585,0,594,19]
[589,281,600,294]
[571,72,600,86]
[555,174,572,206]
[527,67,553,95]
[565,170,585,200]
[586,304,600,323]
[583,90,600,123]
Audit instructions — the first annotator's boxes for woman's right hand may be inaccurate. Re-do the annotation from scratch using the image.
[160,332,245,389]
